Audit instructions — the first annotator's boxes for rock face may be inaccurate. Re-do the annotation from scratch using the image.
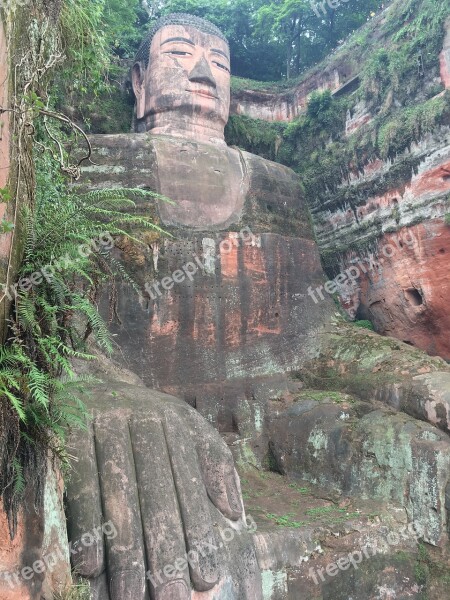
[231,66,346,122]
[228,8,450,362]
[441,17,450,89]
[269,394,450,546]
[0,19,10,192]
[5,7,450,600]
[312,131,450,360]
[0,12,31,600]
[67,6,450,599]
[0,467,70,600]
[82,133,332,437]
[0,17,14,342]
[0,5,71,600]
[0,499,43,600]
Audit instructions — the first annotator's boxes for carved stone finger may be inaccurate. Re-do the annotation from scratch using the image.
[186,405,243,520]
[163,408,220,592]
[65,418,105,579]
[88,572,110,600]
[94,412,147,600]
[128,414,191,600]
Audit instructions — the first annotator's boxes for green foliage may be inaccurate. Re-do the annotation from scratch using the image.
[59,0,110,97]
[229,80,449,262]
[159,0,285,80]
[361,0,449,107]
[102,0,149,59]
[225,115,286,160]
[1,145,166,525]
[0,220,15,234]
[253,0,384,79]
[266,512,305,528]
[307,90,333,120]
[354,320,375,331]
[54,582,91,600]
[415,561,430,585]
[362,48,391,103]
[288,483,310,493]
[377,95,450,159]
[56,0,147,132]
[279,91,350,182]
[0,187,12,203]
[61,0,389,95]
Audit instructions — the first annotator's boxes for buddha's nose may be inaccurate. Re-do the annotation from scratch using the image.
[188,57,216,88]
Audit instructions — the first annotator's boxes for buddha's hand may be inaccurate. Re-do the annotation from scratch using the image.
[65,376,261,600]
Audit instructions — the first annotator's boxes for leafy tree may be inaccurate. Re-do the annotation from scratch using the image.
[156,0,285,80]
[255,0,386,79]
[103,0,150,58]
[255,0,315,79]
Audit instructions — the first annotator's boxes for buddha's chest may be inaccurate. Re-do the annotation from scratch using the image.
[152,136,247,230]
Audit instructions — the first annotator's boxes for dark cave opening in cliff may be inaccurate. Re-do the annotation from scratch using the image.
[405,287,424,306]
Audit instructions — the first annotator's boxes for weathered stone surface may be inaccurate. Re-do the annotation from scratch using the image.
[71,10,450,600]
[268,392,450,546]
[298,319,450,414]
[81,133,313,237]
[0,504,38,600]
[0,464,70,600]
[105,229,329,412]
[39,465,71,598]
[231,60,349,123]
[0,17,14,342]
[440,17,450,89]
[226,11,450,363]
[80,132,329,441]
[388,371,450,433]
[240,467,435,600]
[257,534,424,600]
[0,18,10,192]
[352,221,450,359]
[65,356,262,600]
[152,137,246,230]
[317,133,450,359]
[285,554,424,600]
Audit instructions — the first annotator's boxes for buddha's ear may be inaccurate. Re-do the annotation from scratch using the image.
[132,62,146,120]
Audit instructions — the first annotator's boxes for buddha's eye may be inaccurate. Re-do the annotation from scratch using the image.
[166,50,191,57]
[213,61,230,73]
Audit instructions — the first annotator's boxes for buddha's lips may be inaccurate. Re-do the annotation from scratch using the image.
[187,89,218,99]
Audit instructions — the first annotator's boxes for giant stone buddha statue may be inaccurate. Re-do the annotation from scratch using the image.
[66,12,335,600]
[82,13,332,428]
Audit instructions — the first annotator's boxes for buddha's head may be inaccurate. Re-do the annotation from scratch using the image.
[132,13,230,143]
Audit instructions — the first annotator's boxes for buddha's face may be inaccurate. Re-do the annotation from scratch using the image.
[133,24,231,140]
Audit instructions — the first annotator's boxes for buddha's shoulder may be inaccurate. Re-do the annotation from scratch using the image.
[236,146,299,183]
[78,134,158,189]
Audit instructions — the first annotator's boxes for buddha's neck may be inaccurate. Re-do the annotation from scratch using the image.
[143,113,227,146]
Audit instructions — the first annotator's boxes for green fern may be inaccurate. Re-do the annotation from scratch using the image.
[12,459,25,498]
[1,146,169,518]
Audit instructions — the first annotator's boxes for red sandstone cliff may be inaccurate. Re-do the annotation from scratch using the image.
[230,9,450,361]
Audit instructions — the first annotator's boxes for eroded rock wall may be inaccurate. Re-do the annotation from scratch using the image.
[231,66,347,122]
[315,129,450,359]
[0,16,14,341]
[229,4,450,361]
[0,4,70,599]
